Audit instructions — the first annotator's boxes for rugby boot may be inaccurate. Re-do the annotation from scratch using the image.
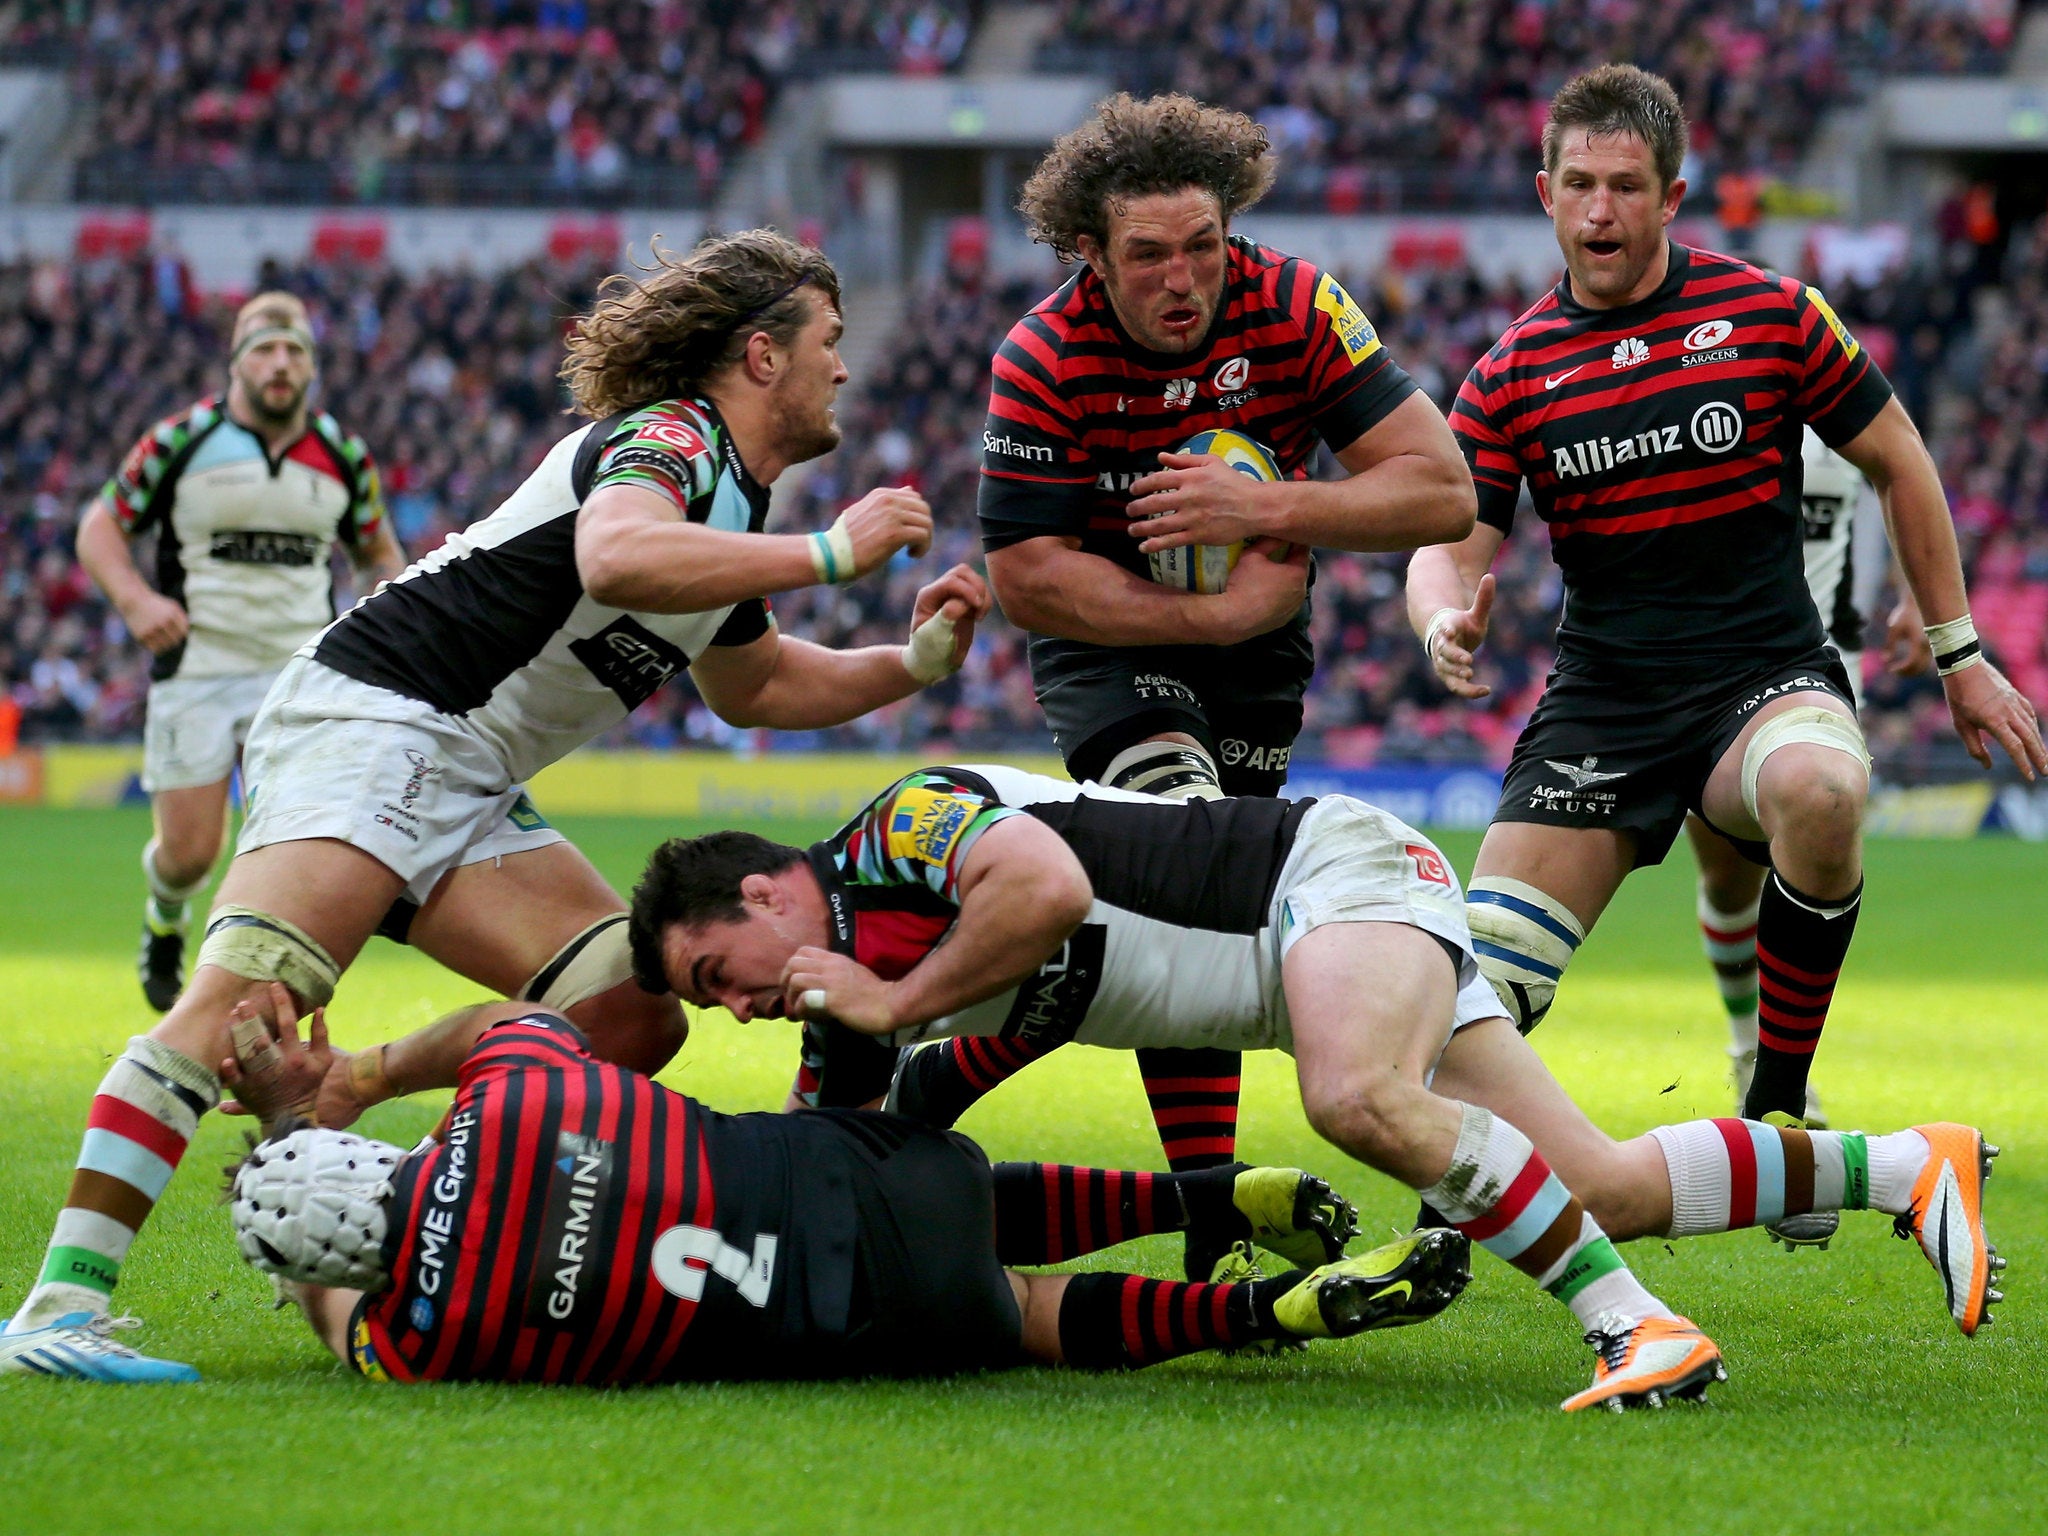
[1209,1240,1300,1355]
[138,915,185,1013]
[0,1313,199,1383]
[1895,1122,2002,1336]
[1232,1165,1361,1269]
[1270,1228,1471,1340]
[1559,1314,1725,1413]
[1760,1112,1840,1252]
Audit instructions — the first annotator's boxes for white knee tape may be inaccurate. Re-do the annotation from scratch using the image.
[196,906,341,1009]
[1740,706,1870,823]
[1465,878,1586,1035]
[521,915,637,1011]
[1101,740,1223,801]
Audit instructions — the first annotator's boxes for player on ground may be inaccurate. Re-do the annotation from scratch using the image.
[968,93,1476,1275]
[624,765,2002,1411]
[1,990,1464,1384]
[1685,429,1931,1139]
[5,231,992,1378]
[1406,67,2043,1249]
[74,292,407,1012]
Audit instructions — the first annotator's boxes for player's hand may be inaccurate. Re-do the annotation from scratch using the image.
[218,981,338,1129]
[1942,660,2047,780]
[781,947,897,1036]
[120,589,188,654]
[1425,573,1495,700]
[1207,537,1308,643]
[1125,452,1274,552]
[906,563,992,676]
[1883,593,1933,676]
[839,486,935,571]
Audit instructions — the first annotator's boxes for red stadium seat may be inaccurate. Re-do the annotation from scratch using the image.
[74,214,152,262]
[311,219,388,265]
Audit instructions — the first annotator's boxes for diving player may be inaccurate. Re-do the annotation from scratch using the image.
[970,91,1476,1272]
[6,231,991,1377]
[74,291,406,1010]
[1406,66,2042,1253]
[623,764,2001,1411]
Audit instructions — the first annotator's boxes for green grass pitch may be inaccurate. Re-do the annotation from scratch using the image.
[2,805,2043,1535]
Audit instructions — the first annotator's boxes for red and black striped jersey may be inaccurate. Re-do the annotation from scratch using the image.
[352,1016,865,1385]
[977,236,1416,684]
[1451,243,1892,676]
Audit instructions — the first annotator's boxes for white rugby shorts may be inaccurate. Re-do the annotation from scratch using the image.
[1269,796,1507,1045]
[142,669,280,793]
[237,653,565,905]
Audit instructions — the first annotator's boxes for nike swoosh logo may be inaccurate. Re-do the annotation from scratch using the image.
[1370,1280,1414,1304]
[1544,366,1585,389]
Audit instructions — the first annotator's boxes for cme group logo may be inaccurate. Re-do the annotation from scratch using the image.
[1690,400,1743,453]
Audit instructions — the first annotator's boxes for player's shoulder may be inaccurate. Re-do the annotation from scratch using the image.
[463,1011,594,1073]
[1675,244,1802,311]
[132,394,226,452]
[998,271,1094,356]
[1474,290,1570,374]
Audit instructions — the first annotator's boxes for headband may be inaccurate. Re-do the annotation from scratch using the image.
[729,274,816,335]
[232,324,315,364]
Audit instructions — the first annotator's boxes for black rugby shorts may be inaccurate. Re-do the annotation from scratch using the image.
[1040,653,1308,797]
[1493,644,1856,868]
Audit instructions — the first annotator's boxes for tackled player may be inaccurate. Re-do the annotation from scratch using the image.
[3,230,991,1379]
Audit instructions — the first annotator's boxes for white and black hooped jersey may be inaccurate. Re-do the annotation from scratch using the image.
[1800,425,1868,654]
[312,398,770,783]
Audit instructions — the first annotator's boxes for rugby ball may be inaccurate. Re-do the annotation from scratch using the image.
[1145,429,1279,595]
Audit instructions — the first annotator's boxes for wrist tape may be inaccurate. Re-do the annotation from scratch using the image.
[1925,614,1983,676]
[808,517,859,585]
[1424,606,1460,659]
[901,609,960,685]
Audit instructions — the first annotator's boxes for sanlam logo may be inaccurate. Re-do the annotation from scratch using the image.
[983,431,1053,463]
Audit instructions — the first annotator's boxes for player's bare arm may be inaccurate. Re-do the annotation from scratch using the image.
[576,480,933,613]
[74,495,188,654]
[1406,522,1507,699]
[689,564,989,728]
[1837,396,2046,777]
[349,518,408,591]
[987,533,1307,648]
[786,815,1094,1034]
[1127,392,1476,554]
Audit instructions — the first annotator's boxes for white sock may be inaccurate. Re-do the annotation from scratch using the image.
[1866,1129,1930,1217]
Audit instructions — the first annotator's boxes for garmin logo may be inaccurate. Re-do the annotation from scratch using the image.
[983,431,1053,463]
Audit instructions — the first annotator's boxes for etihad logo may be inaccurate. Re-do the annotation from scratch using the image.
[983,430,1053,463]
[1163,377,1196,410]
[1611,336,1648,370]
[1544,755,1625,790]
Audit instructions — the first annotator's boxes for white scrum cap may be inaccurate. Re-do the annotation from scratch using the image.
[230,1126,404,1290]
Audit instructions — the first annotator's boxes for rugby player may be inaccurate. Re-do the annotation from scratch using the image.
[1,988,1465,1385]
[968,93,1477,1273]
[75,292,406,1011]
[1685,430,1932,1136]
[1405,67,2043,1249]
[625,765,2001,1412]
[6,231,991,1377]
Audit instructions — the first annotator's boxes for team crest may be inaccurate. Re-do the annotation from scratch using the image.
[1544,755,1626,789]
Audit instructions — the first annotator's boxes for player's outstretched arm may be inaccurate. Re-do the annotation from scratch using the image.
[75,496,189,654]
[577,481,934,614]
[783,815,1094,1036]
[690,565,989,729]
[350,518,409,591]
[1840,398,2046,778]
[987,533,1308,648]
[1406,521,1507,700]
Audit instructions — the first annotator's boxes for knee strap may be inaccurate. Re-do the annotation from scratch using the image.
[1101,739,1223,801]
[520,915,637,1010]
[1740,706,1870,824]
[1465,878,1586,1035]
[197,906,342,1009]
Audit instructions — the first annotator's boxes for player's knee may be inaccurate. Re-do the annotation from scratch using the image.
[1741,706,1868,837]
[1465,878,1586,1034]
[1099,739,1223,801]
[194,905,341,1009]
[1298,1065,1412,1170]
[150,828,221,890]
[569,986,688,1076]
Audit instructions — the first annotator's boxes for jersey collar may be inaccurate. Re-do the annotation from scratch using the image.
[807,845,857,957]
[1553,240,1691,327]
[691,395,770,520]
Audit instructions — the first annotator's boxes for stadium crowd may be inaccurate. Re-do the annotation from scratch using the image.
[1038,0,2015,212]
[2,0,976,206]
[4,214,2045,769]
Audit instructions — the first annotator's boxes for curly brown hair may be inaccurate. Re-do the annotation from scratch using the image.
[1019,93,1277,262]
[561,230,841,418]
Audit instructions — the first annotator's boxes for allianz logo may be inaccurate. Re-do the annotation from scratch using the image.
[1550,401,1742,479]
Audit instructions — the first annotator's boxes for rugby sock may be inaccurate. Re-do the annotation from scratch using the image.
[1698,884,1761,1059]
[1055,1267,1291,1368]
[990,1162,1246,1265]
[1418,1103,1668,1332]
[1649,1119,1930,1234]
[1745,872,1862,1121]
[11,1038,219,1331]
[889,1036,1062,1129]
[1137,1048,1241,1169]
[142,841,208,934]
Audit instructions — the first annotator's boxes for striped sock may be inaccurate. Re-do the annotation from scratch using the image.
[891,1035,1063,1129]
[1648,1118,1931,1233]
[992,1164,1177,1265]
[142,841,207,934]
[1746,872,1861,1120]
[1419,1103,1668,1332]
[1055,1268,1267,1368]
[13,1037,219,1330]
[1136,1047,1241,1170]
[1698,884,1761,1052]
